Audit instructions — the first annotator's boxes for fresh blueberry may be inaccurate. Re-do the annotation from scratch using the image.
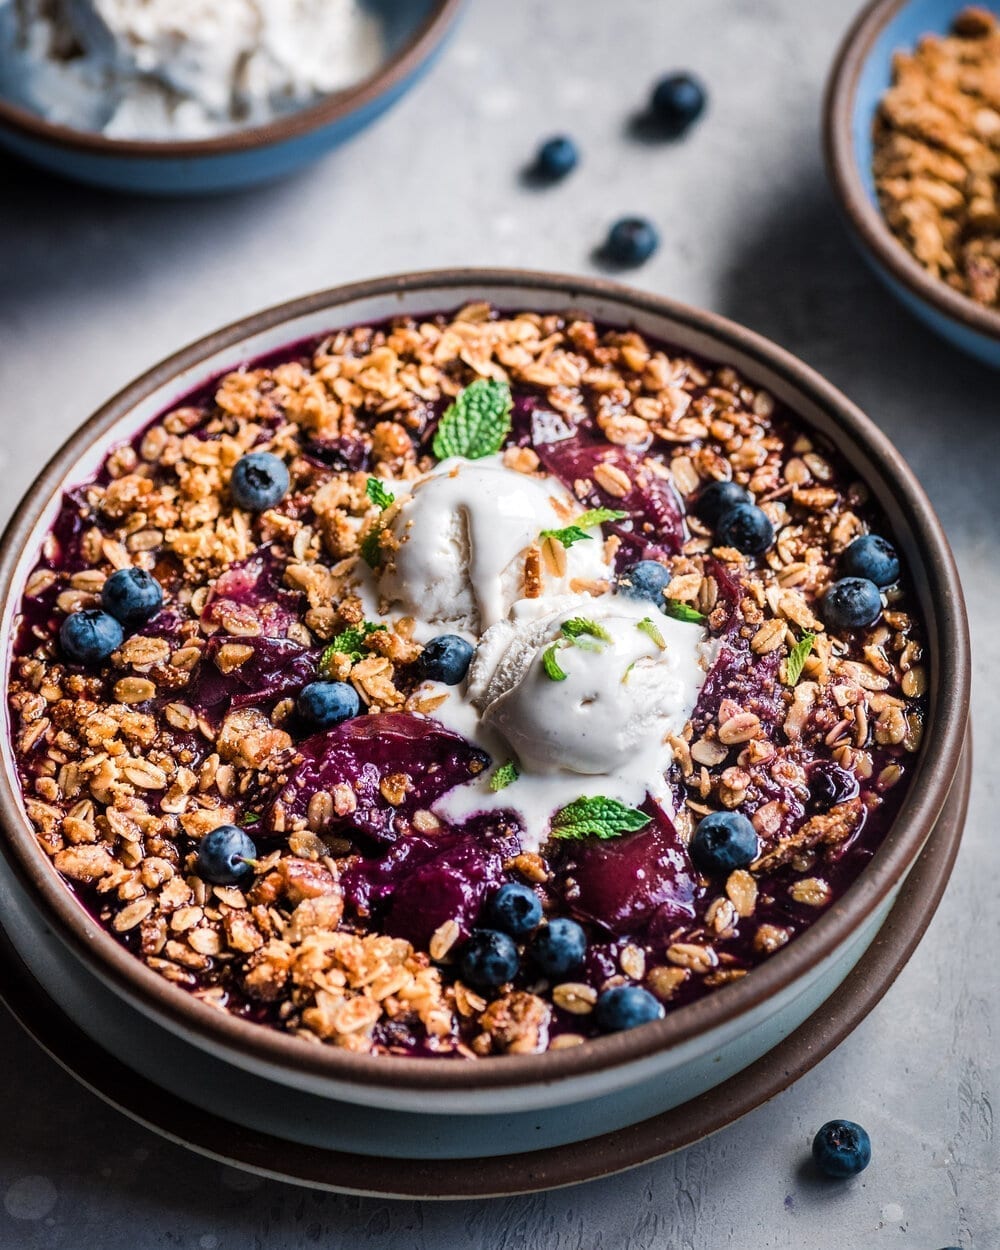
[692,479,752,527]
[101,567,163,626]
[690,811,759,875]
[650,72,707,135]
[808,762,858,812]
[530,917,588,978]
[534,135,579,181]
[230,451,290,512]
[839,534,900,588]
[602,217,660,268]
[715,503,774,555]
[821,577,882,632]
[811,1119,872,1178]
[618,560,670,605]
[594,984,665,1032]
[59,609,124,665]
[460,929,520,988]
[486,882,543,939]
[418,634,474,685]
[196,824,256,885]
[297,680,360,729]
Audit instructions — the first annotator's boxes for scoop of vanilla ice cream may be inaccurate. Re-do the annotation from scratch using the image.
[378,457,612,634]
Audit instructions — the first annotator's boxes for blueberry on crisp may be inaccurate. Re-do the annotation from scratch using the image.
[530,917,588,978]
[811,1119,872,1178]
[59,609,124,665]
[714,503,774,555]
[417,634,475,685]
[594,985,665,1032]
[486,882,543,939]
[230,451,290,512]
[650,72,707,135]
[692,479,752,527]
[460,929,520,989]
[617,559,670,605]
[839,534,900,588]
[101,566,163,626]
[196,825,257,885]
[690,811,759,875]
[297,680,360,729]
[821,577,883,631]
[602,217,660,268]
[534,135,579,181]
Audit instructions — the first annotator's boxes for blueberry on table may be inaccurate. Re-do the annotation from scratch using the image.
[59,609,124,665]
[714,503,774,555]
[692,479,752,527]
[530,917,588,978]
[839,533,900,588]
[196,825,257,885]
[533,135,579,181]
[229,451,290,511]
[602,217,660,268]
[486,882,543,939]
[417,634,475,685]
[811,1119,872,1178]
[650,72,707,135]
[460,929,520,989]
[617,559,670,605]
[821,577,883,631]
[594,985,665,1032]
[101,566,163,626]
[297,680,360,729]
[690,811,759,875]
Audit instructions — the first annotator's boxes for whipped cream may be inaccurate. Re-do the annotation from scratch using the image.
[0,0,384,139]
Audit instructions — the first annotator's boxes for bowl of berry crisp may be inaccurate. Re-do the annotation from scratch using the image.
[0,269,970,1165]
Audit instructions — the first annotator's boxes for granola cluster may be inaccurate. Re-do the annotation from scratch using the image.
[874,6,1000,308]
[8,305,926,1057]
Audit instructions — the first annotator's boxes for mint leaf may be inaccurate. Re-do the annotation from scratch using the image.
[360,525,384,568]
[550,796,651,841]
[561,617,612,644]
[242,810,260,826]
[636,616,666,649]
[663,600,706,624]
[320,621,387,670]
[366,477,395,510]
[432,378,513,460]
[490,760,520,792]
[575,506,628,529]
[784,631,815,686]
[540,507,628,549]
[542,642,568,681]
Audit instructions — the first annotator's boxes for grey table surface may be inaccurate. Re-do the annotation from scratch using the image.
[0,0,997,1245]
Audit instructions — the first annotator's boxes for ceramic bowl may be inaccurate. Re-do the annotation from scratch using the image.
[0,270,971,1148]
[824,0,1000,367]
[0,0,463,195]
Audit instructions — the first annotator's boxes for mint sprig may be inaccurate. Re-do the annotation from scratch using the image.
[784,631,815,686]
[432,378,513,460]
[542,643,568,681]
[663,600,706,625]
[550,796,651,841]
[490,760,520,792]
[360,526,384,568]
[561,617,612,646]
[636,617,666,649]
[540,507,628,549]
[366,477,395,510]
[320,621,387,670]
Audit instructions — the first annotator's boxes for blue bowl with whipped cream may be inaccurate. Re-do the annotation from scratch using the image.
[0,0,463,195]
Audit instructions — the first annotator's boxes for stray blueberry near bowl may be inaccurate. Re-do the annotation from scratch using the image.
[839,533,900,588]
[534,135,578,180]
[811,1119,872,1178]
[821,577,882,632]
[486,882,543,939]
[101,566,163,626]
[650,72,707,135]
[595,985,665,1032]
[618,559,670,605]
[196,825,256,885]
[690,811,759,875]
[230,451,290,512]
[460,929,520,989]
[59,609,124,665]
[692,479,752,527]
[418,634,474,685]
[297,680,360,729]
[531,917,588,978]
[602,217,659,268]
[714,503,774,555]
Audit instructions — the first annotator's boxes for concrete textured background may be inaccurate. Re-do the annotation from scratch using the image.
[0,0,996,1245]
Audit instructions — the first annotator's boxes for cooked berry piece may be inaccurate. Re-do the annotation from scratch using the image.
[618,559,670,605]
[297,680,360,728]
[715,503,774,555]
[230,451,290,511]
[692,479,752,527]
[196,825,256,885]
[101,567,163,626]
[811,1119,872,1178]
[460,929,520,989]
[821,577,882,631]
[603,217,659,267]
[486,882,543,939]
[59,609,124,665]
[530,917,587,978]
[690,811,759,875]
[534,135,579,180]
[839,534,900,588]
[595,985,665,1032]
[808,762,858,812]
[418,634,474,685]
[650,72,707,134]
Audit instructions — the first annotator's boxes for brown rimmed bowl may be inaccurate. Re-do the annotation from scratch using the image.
[0,0,464,195]
[0,269,972,1158]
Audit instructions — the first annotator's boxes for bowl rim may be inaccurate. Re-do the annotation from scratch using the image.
[823,0,1000,344]
[0,267,972,1094]
[0,0,463,159]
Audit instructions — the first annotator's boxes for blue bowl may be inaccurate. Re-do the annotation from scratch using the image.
[0,0,462,196]
[824,0,1000,367]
